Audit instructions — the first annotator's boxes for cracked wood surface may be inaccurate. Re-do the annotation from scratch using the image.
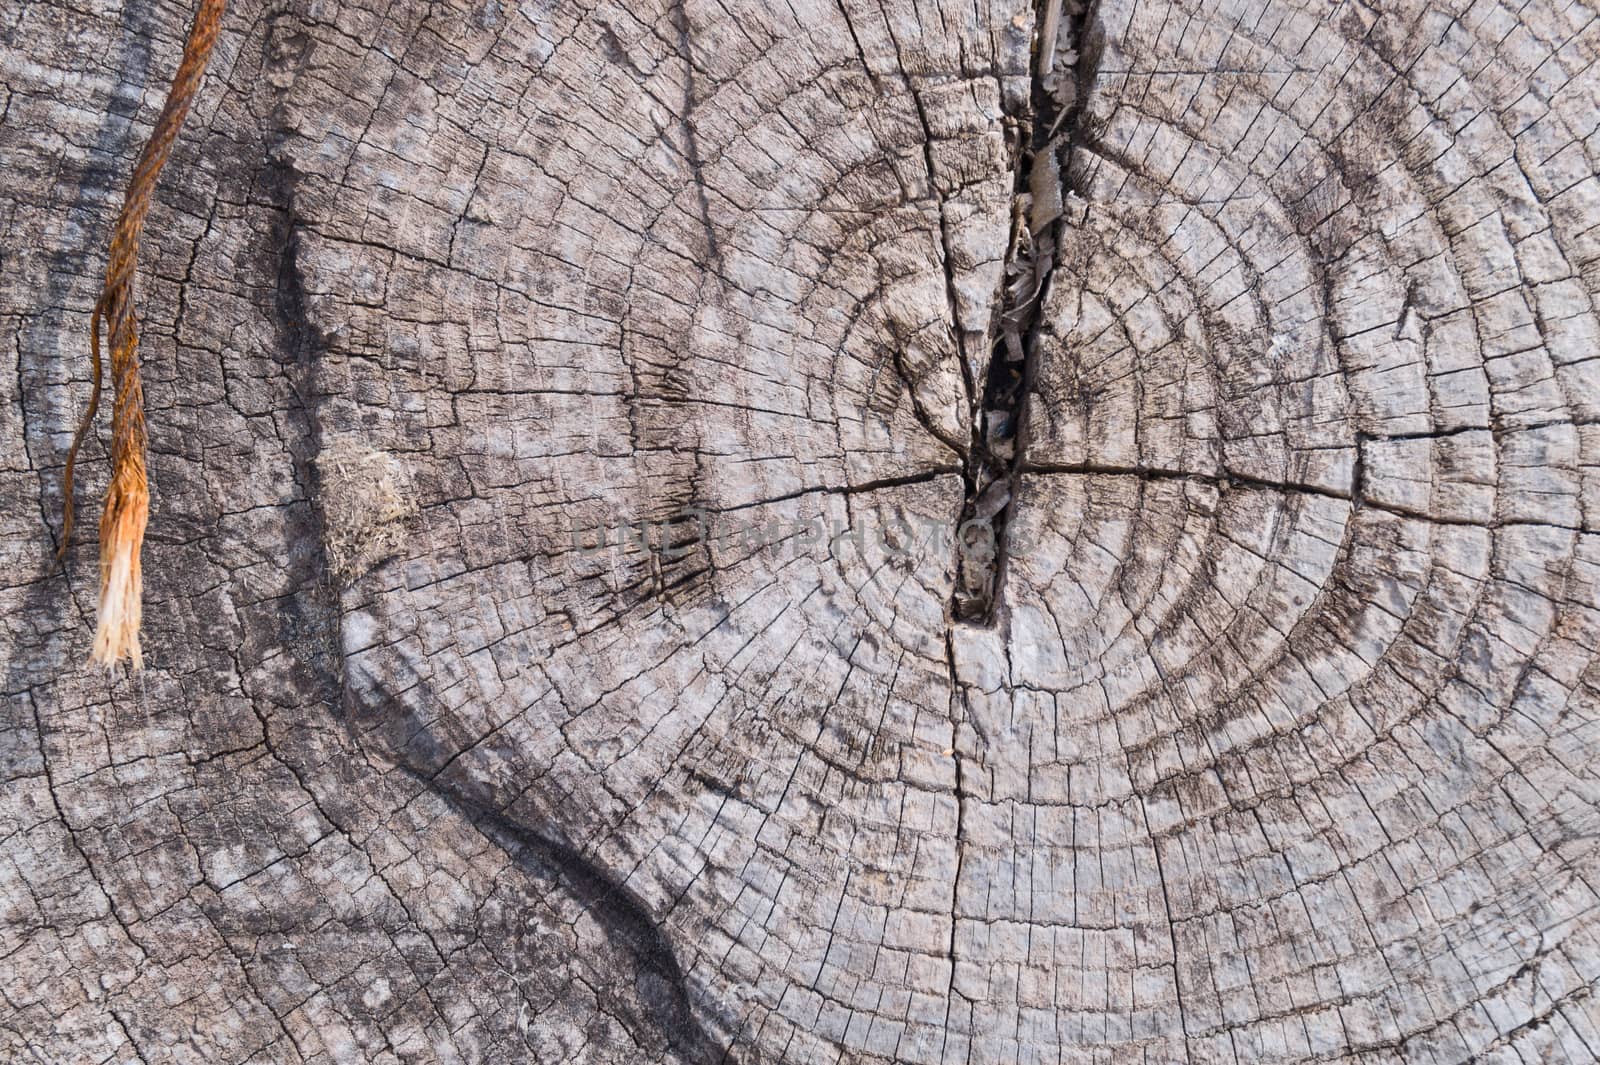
[4,0,1600,1062]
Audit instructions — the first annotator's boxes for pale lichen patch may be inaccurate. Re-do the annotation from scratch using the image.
[316,441,418,584]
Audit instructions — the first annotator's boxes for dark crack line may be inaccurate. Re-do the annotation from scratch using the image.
[1021,460,1592,532]
[670,0,721,265]
[245,19,735,1062]
[939,629,972,1063]
[690,466,962,515]
[391,761,735,1065]
[950,0,1104,624]
[262,135,347,707]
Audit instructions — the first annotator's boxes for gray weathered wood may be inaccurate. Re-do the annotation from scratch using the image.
[3,0,1599,1061]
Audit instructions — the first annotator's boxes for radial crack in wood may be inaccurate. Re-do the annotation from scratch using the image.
[952,0,1101,624]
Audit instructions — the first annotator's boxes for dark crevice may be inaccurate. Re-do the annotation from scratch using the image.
[342,550,736,1053]
[951,0,1103,624]
[226,6,346,716]
[262,145,346,708]
[939,629,971,1056]
[405,765,734,1065]
[256,16,731,1060]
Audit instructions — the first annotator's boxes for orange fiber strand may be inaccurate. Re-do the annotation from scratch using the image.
[59,0,227,668]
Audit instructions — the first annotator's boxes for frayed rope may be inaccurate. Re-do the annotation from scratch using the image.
[59,0,227,668]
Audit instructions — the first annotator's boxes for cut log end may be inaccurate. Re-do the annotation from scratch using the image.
[6,0,1599,1059]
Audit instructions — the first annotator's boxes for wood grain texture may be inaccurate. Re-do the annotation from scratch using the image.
[3,0,1598,1061]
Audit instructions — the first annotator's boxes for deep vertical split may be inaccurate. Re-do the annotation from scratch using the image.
[950,0,1101,623]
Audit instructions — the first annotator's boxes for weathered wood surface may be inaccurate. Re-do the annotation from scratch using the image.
[4,0,1599,1061]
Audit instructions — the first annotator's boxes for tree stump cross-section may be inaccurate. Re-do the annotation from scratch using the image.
[3,0,1599,1061]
